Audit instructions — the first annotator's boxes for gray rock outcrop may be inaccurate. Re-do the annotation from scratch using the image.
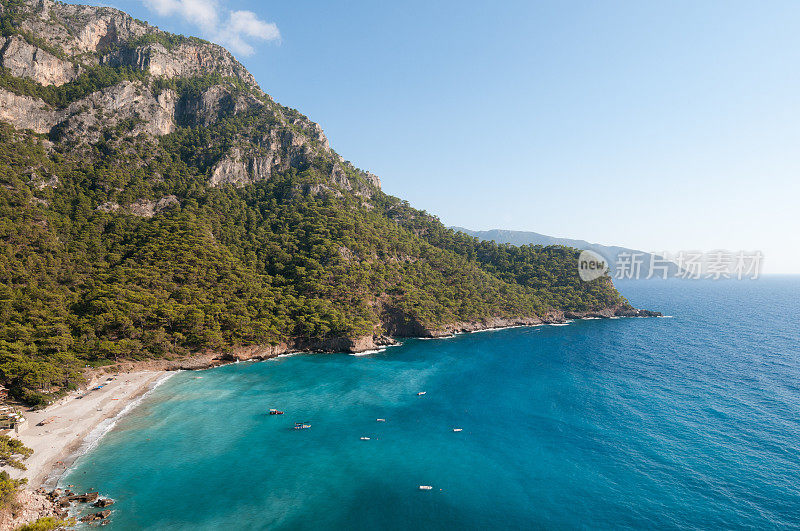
[0,35,78,85]
[0,0,382,198]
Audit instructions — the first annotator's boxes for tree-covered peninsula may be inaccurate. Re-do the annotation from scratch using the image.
[0,0,643,405]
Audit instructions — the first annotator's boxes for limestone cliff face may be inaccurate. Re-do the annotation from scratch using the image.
[0,88,57,132]
[0,0,380,195]
[0,34,77,85]
[104,41,258,88]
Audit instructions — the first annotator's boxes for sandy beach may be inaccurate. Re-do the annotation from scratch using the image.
[2,371,171,489]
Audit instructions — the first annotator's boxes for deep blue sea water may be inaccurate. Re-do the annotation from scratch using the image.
[62,278,800,529]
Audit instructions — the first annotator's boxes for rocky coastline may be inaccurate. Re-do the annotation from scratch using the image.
[1,304,660,529]
[0,488,115,529]
[105,305,662,373]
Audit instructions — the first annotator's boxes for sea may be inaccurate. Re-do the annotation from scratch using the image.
[61,277,800,529]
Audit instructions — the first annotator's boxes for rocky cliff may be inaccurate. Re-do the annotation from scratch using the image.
[0,0,653,414]
[0,0,378,194]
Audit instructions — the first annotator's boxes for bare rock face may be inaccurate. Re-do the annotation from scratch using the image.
[97,201,120,213]
[18,0,150,57]
[128,195,180,217]
[31,172,58,190]
[0,88,58,133]
[0,80,176,140]
[211,148,262,187]
[176,84,261,127]
[363,172,381,189]
[106,41,259,88]
[0,490,61,530]
[209,127,328,188]
[53,81,176,142]
[66,491,99,503]
[0,35,78,86]
[14,0,257,87]
[0,0,383,196]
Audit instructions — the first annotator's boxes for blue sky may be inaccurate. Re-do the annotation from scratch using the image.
[75,1,800,273]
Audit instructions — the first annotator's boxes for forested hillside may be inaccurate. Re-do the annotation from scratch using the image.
[0,0,637,405]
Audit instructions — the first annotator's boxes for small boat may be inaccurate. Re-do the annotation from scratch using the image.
[293,422,312,430]
[376,418,386,422]
[419,485,433,490]
[417,392,426,396]
[269,409,284,415]
[453,428,463,432]
[360,437,370,440]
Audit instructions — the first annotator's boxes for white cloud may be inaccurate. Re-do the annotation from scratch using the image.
[143,0,280,56]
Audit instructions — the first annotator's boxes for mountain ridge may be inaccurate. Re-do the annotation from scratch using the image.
[0,0,656,407]
[452,227,681,277]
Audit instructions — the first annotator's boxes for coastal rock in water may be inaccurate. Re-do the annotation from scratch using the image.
[81,509,111,522]
[67,491,99,503]
[94,498,115,508]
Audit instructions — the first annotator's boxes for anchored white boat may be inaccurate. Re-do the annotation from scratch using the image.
[419,485,433,490]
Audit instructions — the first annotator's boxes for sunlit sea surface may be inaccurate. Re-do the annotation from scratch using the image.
[63,277,800,529]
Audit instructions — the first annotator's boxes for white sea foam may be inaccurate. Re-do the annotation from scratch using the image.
[468,325,526,334]
[51,372,176,489]
[349,343,402,356]
[349,348,385,356]
[268,351,306,361]
[83,373,174,453]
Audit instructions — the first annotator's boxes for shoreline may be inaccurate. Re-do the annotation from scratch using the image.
[2,371,173,492]
[100,307,663,371]
[9,308,661,486]
[42,372,176,490]
[0,306,661,528]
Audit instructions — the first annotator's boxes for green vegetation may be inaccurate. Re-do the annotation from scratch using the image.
[0,436,31,509]
[126,32,208,51]
[0,1,69,61]
[0,435,33,470]
[15,516,76,531]
[0,471,24,510]
[0,65,148,108]
[0,5,629,405]
[0,114,628,405]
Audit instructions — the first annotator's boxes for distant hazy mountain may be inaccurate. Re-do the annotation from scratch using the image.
[452,228,680,278]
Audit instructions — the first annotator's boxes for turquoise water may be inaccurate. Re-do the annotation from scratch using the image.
[63,278,800,529]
